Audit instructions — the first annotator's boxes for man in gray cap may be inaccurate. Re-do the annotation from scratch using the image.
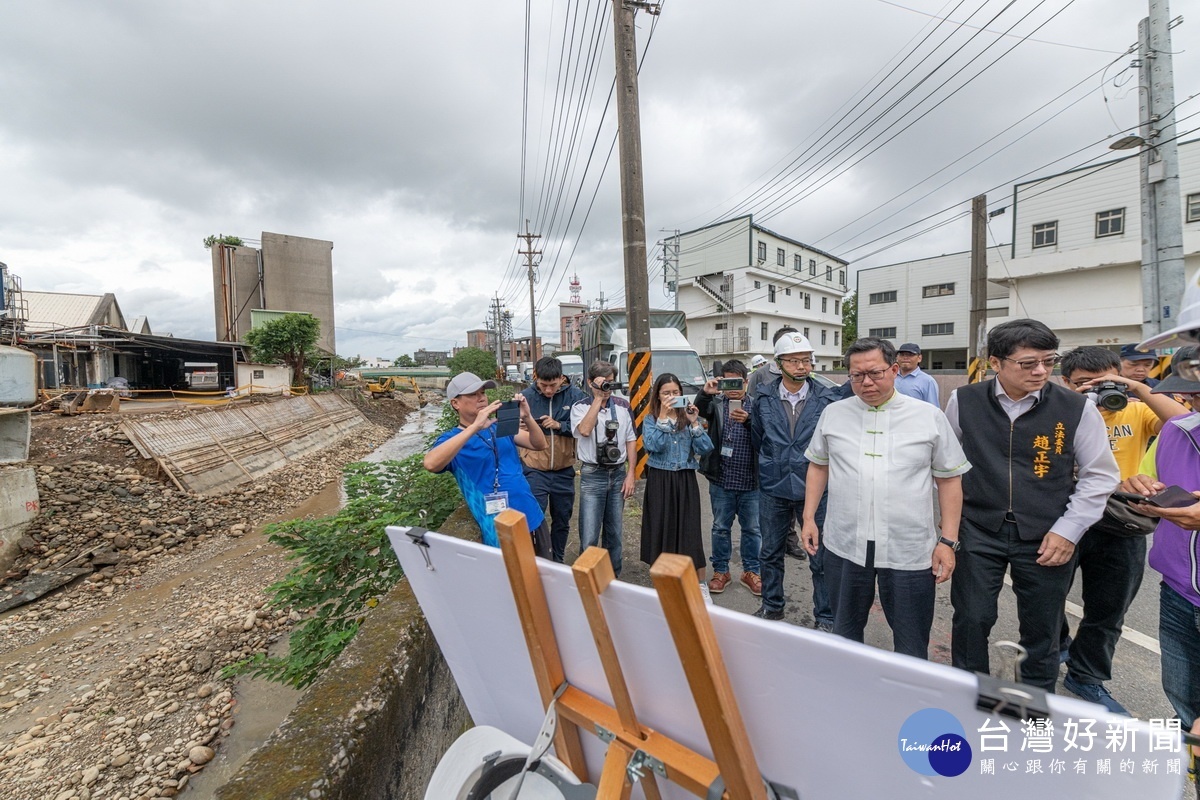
[1119,343,1160,388]
[424,372,549,554]
[894,343,939,407]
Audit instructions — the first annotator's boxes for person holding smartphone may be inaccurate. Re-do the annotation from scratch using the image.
[696,360,762,598]
[641,373,715,598]
[424,372,549,555]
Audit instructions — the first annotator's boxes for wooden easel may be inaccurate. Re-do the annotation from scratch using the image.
[495,509,770,800]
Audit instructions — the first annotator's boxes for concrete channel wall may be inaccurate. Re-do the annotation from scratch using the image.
[216,507,478,800]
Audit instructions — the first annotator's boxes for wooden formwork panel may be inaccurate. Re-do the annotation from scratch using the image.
[121,395,366,495]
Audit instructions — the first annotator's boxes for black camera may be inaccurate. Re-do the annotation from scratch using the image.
[1086,380,1128,412]
[598,380,624,392]
[597,419,623,466]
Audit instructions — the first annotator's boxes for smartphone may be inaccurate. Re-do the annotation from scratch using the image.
[717,377,745,392]
[728,398,743,412]
[494,400,521,438]
[1144,485,1198,509]
[670,396,689,409]
[1111,490,1150,504]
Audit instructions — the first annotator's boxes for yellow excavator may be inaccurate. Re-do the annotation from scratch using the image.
[366,376,398,398]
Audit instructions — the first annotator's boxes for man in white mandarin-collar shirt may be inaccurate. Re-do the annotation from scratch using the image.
[802,337,970,659]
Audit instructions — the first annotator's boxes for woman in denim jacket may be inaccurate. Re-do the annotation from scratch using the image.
[640,373,715,593]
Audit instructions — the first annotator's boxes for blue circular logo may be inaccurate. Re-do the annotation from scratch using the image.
[897,708,972,777]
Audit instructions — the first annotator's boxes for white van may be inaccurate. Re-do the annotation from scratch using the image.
[558,354,584,387]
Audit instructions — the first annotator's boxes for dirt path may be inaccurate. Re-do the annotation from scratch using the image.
[0,394,413,800]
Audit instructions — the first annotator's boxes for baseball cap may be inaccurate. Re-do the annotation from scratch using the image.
[445,372,497,400]
[897,343,921,355]
[1152,345,1200,394]
[750,354,767,368]
[774,333,814,358]
[1119,344,1157,362]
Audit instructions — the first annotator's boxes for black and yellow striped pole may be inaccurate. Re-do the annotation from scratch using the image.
[968,356,987,384]
[627,350,653,479]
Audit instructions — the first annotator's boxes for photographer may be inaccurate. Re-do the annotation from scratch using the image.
[641,373,715,599]
[571,361,637,577]
[1056,346,1188,713]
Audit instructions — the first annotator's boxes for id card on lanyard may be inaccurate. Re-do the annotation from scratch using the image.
[480,429,509,516]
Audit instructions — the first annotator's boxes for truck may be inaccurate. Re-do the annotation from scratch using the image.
[557,353,584,387]
[579,310,707,401]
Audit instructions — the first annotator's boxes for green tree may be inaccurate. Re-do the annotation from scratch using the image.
[447,347,497,379]
[394,354,416,368]
[203,234,245,249]
[244,313,321,385]
[841,291,858,345]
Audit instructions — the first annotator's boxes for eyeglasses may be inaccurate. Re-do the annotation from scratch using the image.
[848,368,891,384]
[1001,355,1061,371]
[778,356,812,367]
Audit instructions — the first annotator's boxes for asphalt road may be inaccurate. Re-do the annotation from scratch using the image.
[562,477,1176,725]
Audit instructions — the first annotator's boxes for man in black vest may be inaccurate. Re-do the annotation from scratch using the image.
[943,319,1118,693]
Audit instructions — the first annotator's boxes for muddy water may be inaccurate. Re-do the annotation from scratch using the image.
[186,403,444,797]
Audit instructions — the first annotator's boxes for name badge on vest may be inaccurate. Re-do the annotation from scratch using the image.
[721,445,734,458]
[484,491,509,516]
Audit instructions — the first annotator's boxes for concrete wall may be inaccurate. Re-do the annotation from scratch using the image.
[216,507,478,800]
[212,245,263,343]
[261,232,336,355]
[0,467,39,572]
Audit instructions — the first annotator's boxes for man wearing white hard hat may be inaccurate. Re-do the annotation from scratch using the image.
[749,331,841,624]
[1122,274,1200,756]
[750,354,768,370]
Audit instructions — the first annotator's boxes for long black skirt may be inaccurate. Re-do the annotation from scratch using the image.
[640,466,705,570]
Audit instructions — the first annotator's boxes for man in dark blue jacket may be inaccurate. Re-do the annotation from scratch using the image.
[750,332,840,624]
[519,356,588,562]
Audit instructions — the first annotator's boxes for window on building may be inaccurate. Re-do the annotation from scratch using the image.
[922,322,954,336]
[252,369,265,380]
[809,258,816,275]
[777,247,786,266]
[1188,192,1200,223]
[754,280,762,289]
[715,322,727,330]
[868,327,897,338]
[869,290,898,304]
[821,329,828,345]
[839,270,846,286]
[768,284,777,303]
[834,331,840,346]
[1096,208,1125,238]
[922,282,955,298]
[804,294,811,310]
[803,327,810,338]
[794,254,802,272]
[757,241,767,261]
[834,299,840,315]
[761,322,769,340]
[1032,221,1057,248]
[785,287,792,296]
[826,265,833,280]
[821,297,828,313]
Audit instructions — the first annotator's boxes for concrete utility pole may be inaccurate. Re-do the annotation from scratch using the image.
[968,194,988,382]
[660,229,681,311]
[488,295,506,376]
[1137,3,1186,344]
[610,0,660,478]
[518,222,542,363]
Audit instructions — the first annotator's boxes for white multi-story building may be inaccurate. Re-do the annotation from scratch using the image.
[673,215,849,369]
[856,246,1011,370]
[993,138,1200,348]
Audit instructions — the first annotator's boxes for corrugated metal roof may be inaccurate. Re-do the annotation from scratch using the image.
[23,291,106,332]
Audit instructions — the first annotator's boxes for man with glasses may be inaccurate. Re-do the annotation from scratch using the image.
[802,338,969,657]
[750,332,840,625]
[519,356,589,563]
[943,319,1118,693]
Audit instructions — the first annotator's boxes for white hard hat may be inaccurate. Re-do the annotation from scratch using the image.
[750,354,767,368]
[1139,270,1200,350]
[773,333,814,358]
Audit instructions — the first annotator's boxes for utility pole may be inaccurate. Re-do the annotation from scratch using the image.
[518,221,542,363]
[660,229,680,311]
[968,194,988,383]
[1137,3,1185,345]
[488,295,506,377]
[610,0,660,478]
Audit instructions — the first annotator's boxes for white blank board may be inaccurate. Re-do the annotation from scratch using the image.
[388,527,1183,799]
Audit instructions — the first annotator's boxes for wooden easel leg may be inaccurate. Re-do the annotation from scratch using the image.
[651,553,768,800]
[596,741,635,800]
[495,509,589,781]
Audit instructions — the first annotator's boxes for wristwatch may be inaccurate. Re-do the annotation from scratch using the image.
[937,536,960,552]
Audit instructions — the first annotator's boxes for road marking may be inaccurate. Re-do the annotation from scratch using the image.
[1002,573,1161,655]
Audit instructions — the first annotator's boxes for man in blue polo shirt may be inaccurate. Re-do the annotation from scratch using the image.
[424,372,550,554]
[894,343,939,407]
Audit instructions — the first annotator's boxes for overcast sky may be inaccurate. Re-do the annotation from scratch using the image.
[2,0,1195,360]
